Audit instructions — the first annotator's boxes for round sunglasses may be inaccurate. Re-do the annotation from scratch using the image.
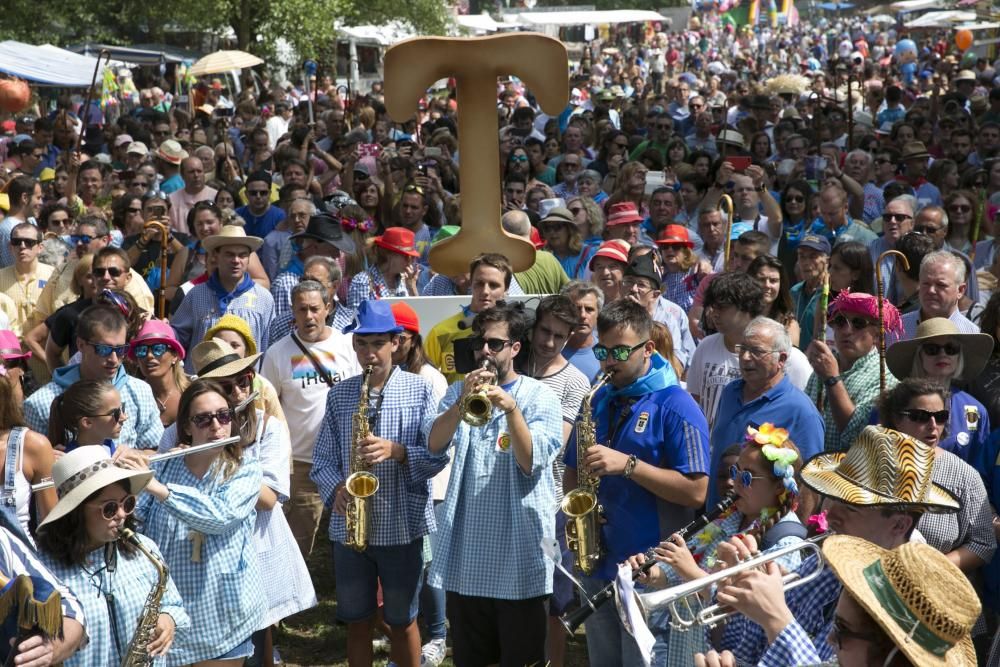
[88,494,137,520]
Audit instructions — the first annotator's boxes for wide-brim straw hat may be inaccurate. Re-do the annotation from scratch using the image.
[886,317,994,383]
[192,338,261,379]
[202,225,263,254]
[823,536,979,666]
[39,446,153,528]
[801,425,960,513]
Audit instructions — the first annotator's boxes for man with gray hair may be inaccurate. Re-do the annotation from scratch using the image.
[869,195,915,302]
[901,250,980,337]
[705,316,826,506]
[502,209,569,295]
[561,280,604,381]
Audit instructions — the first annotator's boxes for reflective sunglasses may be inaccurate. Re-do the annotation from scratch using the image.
[91,406,125,423]
[830,315,873,331]
[9,238,39,248]
[86,341,129,358]
[70,234,94,245]
[899,408,950,423]
[190,408,236,428]
[216,372,254,394]
[90,494,137,520]
[92,266,124,278]
[134,343,170,359]
[469,337,512,353]
[921,342,960,356]
[593,340,648,362]
[511,155,529,162]
[730,464,767,488]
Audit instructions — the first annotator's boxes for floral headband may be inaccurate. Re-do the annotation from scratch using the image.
[746,423,799,500]
[341,216,374,234]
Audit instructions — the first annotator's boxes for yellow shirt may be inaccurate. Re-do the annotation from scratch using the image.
[32,258,155,323]
[0,263,54,335]
[424,311,473,385]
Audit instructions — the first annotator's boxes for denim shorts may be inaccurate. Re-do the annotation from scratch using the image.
[213,635,254,660]
[334,538,424,626]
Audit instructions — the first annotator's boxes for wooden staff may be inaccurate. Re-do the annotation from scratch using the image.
[74,49,111,157]
[720,194,735,267]
[143,219,170,319]
[845,74,854,152]
[970,186,986,267]
[876,249,909,394]
[815,269,831,411]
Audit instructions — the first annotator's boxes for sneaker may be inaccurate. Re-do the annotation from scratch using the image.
[420,638,447,667]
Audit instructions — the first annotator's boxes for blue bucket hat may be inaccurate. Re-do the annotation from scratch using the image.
[345,300,404,336]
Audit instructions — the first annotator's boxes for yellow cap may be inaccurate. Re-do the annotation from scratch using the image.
[0,193,8,212]
[38,168,56,182]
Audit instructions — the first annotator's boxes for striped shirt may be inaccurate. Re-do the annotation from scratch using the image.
[919,449,996,564]
[901,308,981,339]
[0,528,87,628]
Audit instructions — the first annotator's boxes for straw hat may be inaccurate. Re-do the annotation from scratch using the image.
[823,536,979,666]
[801,425,960,513]
[202,225,263,253]
[886,318,994,383]
[155,139,188,165]
[900,141,931,161]
[192,338,260,379]
[38,446,152,528]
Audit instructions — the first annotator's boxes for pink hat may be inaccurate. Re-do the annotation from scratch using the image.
[589,239,630,269]
[374,227,420,258]
[128,319,185,360]
[0,331,30,361]
[606,202,644,226]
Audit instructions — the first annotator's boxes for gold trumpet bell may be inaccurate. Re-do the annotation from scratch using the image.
[561,488,602,576]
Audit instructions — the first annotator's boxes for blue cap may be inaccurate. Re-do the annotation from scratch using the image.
[730,222,753,240]
[345,300,404,336]
[799,233,832,255]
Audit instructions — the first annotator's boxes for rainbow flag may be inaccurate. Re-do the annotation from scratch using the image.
[722,0,760,26]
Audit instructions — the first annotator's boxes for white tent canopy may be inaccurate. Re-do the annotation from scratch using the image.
[514,10,666,26]
[337,23,416,46]
[890,0,938,11]
[0,41,103,86]
[904,10,975,27]
[456,12,514,32]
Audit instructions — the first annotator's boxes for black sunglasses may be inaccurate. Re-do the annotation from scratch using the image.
[91,406,125,423]
[93,266,124,278]
[9,238,39,248]
[216,372,254,394]
[921,342,961,356]
[899,408,950,424]
[469,337,512,353]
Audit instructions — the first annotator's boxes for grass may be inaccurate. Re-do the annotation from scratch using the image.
[274,516,591,666]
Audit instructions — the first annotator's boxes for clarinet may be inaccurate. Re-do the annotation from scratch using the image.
[560,494,736,634]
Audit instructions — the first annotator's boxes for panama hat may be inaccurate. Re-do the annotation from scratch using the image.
[39,446,152,528]
[202,225,263,254]
[801,425,960,513]
[155,139,187,165]
[900,141,931,161]
[823,536,979,666]
[192,338,260,379]
[886,318,993,383]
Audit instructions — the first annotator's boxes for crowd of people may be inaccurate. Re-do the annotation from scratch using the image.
[0,7,998,667]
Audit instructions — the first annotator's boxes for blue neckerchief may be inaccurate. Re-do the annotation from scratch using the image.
[461,304,473,317]
[595,352,678,415]
[207,271,255,314]
[285,255,305,277]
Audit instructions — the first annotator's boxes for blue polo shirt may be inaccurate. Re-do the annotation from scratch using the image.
[707,375,826,507]
[562,340,601,383]
[564,383,710,581]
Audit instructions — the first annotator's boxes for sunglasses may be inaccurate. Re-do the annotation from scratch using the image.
[511,155,529,162]
[784,196,805,203]
[469,336,512,353]
[404,183,425,195]
[86,341,129,358]
[948,205,972,213]
[730,464,767,488]
[70,234,94,245]
[93,266,124,278]
[146,206,168,217]
[216,372,254,394]
[134,343,170,359]
[247,189,269,197]
[593,340,648,362]
[830,315,874,331]
[190,408,236,428]
[90,494,137,520]
[914,225,941,235]
[91,406,125,423]
[921,342,961,356]
[899,408,950,424]
[884,213,912,222]
[9,238,39,248]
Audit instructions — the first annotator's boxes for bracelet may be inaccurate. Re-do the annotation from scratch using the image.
[502,405,516,416]
[623,454,638,479]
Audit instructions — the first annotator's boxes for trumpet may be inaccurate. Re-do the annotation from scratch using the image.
[459,359,495,427]
[633,534,828,630]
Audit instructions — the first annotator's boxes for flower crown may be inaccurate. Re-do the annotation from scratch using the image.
[341,216,374,234]
[745,423,799,500]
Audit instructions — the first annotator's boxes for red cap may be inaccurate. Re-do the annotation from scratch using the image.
[374,227,420,258]
[656,225,694,248]
[606,202,644,226]
[390,302,420,334]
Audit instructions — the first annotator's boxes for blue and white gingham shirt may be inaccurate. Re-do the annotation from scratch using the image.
[170,280,275,372]
[347,266,410,309]
[269,271,299,343]
[0,527,87,628]
[419,274,525,297]
[758,620,825,667]
[136,454,266,666]
[311,368,446,546]
[38,535,190,667]
[424,375,563,599]
[269,303,355,342]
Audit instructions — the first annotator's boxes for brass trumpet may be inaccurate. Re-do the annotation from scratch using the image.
[460,359,495,427]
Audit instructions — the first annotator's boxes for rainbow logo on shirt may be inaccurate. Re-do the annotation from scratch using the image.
[291,350,338,379]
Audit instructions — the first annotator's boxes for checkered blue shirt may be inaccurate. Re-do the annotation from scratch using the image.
[311,368,445,546]
[347,266,410,309]
[758,620,826,667]
[424,375,563,599]
[38,535,190,667]
[269,302,355,342]
[269,271,299,343]
[170,280,275,372]
[136,454,266,665]
[24,365,164,451]
[419,274,526,297]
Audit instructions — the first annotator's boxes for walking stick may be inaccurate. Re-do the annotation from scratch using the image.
[74,49,111,157]
[720,194,735,267]
[143,219,170,319]
[970,187,986,267]
[876,249,909,394]
[815,270,830,411]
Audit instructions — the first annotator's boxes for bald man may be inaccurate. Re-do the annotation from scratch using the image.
[502,210,570,295]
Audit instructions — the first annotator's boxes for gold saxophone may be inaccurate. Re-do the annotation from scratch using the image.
[345,365,379,551]
[119,528,168,667]
[459,359,495,427]
[561,372,612,576]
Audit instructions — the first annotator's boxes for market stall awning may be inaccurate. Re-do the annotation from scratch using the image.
[456,12,516,32]
[0,41,102,86]
[514,10,666,26]
[67,43,188,66]
[904,10,975,27]
[891,0,939,11]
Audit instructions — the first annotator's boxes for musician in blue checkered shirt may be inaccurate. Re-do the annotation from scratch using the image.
[424,302,563,667]
[311,300,447,667]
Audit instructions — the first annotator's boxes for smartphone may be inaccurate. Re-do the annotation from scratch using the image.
[358,143,382,159]
[424,146,442,158]
[726,156,751,172]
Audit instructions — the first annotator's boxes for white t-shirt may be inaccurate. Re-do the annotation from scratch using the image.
[259,329,361,462]
[784,346,813,391]
[687,333,741,431]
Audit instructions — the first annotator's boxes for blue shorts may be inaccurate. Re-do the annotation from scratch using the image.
[334,539,424,626]
[213,636,254,660]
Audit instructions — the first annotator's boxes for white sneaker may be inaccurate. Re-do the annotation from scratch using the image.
[420,638,447,667]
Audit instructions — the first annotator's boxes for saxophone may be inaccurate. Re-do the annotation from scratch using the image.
[345,365,379,551]
[119,528,168,667]
[561,372,612,576]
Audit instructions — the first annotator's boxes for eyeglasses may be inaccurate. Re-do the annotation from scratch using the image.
[730,464,767,488]
[830,315,874,331]
[784,195,804,203]
[134,343,170,359]
[899,408,950,423]
[469,336,512,353]
[89,494,137,520]
[70,234,94,245]
[91,406,125,423]
[921,342,961,356]
[914,225,941,235]
[884,213,912,222]
[511,155,529,162]
[216,372,254,394]
[734,344,779,360]
[190,408,236,428]
[593,340,649,362]
[948,205,972,214]
[621,277,656,294]
[86,341,129,358]
[247,189,269,197]
[146,206,167,216]
[9,238,39,248]
[92,266,124,278]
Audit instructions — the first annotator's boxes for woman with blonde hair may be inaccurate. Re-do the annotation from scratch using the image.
[567,195,605,248]
[606,161,649,217]
[656,225,701,313]
[540,208,597,280]
[129,320,190,427]
[651,321,685,380]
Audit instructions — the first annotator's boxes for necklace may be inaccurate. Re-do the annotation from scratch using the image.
[154,387,177,414]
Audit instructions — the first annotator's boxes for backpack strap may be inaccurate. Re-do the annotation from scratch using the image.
[760,519,808,551]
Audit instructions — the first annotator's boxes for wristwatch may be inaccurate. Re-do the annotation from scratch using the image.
[823,375,843,388]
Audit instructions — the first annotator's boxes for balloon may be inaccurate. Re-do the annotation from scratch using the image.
[894,39,917,63]
[0,79,30,113]
[956,29,974,51]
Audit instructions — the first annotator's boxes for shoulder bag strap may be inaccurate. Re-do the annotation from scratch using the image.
[290,332,336,388]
